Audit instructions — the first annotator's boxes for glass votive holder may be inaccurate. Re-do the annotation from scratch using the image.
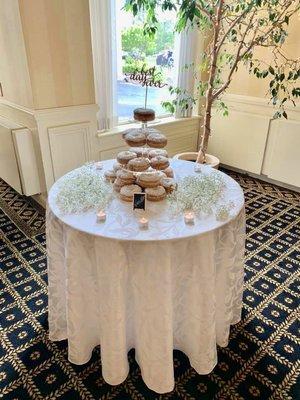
[194,163,202,173]
[184,211,195,225]
[139,217,149,229]
[96,210,106,223]
[95,161,103,170]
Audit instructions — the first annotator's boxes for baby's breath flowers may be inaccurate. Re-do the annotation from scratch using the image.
[55,164,234,221]
[167,171,233,220]
[55,165,113,214]
[215,202,235,221]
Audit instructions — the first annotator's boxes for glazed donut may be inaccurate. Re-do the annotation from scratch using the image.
[116,169,136,185]
[147,132,167,148]
[150,156,170,171]
[104,170,116,183]
[136,171,161,188]
[133,107,155,122]
[119,184,142,202]
[129,147,150,158]
[113,162,123,172]
[113,178,126,192]
[145,186,166,202]
[117,150,137,165]
[162,166,174,178]
[161,177,177,194]
[148,149,168,158]
[124,132,147,147]
[127,157,150,172]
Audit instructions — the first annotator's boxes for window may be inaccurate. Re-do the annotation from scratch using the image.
[89,0,199,130]
[115,0,179,123]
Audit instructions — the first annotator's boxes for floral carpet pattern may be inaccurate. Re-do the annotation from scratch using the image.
[0,172,299,400]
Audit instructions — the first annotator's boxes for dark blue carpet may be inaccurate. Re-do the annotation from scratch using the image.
[0,172,299,399]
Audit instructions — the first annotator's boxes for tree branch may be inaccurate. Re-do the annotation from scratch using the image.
[212,11,256,99]
[215,6,251,54]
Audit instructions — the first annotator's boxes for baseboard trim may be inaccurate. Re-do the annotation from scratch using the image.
[32,193,47,208]
[222,164,300,193]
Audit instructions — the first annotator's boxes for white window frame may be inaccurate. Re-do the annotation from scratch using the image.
[89,0,200,131]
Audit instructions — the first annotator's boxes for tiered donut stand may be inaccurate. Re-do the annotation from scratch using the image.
[104,108,176,202]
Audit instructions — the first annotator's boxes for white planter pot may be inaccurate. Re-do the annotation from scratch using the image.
[173,152,220,169]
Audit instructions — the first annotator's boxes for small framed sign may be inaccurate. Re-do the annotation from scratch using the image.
[133,193,146,211]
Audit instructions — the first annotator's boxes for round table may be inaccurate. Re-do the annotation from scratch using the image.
[47,159,245,394]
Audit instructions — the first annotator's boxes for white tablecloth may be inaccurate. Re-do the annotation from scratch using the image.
[47,159,245,394]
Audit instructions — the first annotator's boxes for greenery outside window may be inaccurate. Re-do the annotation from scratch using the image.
[115,0,179,123]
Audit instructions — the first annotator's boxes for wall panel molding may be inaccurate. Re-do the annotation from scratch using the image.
[262,119,300,187]
[48,123,91,181]
[208,94,300,188]
[12,128,41,195]
[0,118,23,193]
[223,93,300,116]
[35,104,99,190]
[209,108,270,174]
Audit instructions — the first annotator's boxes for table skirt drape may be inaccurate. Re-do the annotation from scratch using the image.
[47,207,245,394]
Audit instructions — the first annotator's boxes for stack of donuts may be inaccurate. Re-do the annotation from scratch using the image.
[104,122,176,202]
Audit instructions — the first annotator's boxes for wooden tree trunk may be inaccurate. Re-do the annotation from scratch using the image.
[196,0,223,164]
[197,94,213,163]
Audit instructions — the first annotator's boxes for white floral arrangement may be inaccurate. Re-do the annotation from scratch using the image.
[168,171,234,220]
[55,164,113,214]
[215,202,235,221]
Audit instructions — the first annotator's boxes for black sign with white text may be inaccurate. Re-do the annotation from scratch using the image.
[133,193,146,211]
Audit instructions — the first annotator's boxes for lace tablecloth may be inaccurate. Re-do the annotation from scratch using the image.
[47,159,245,394]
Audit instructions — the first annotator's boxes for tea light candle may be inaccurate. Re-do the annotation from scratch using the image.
[194,164,202,173]
[95,161,103,170]
[139,217,149,229]
[184,211,195,225]
[97,210,106,223]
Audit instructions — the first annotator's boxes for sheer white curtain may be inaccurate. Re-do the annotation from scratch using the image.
[89,0,118,131]
[175,27,201,118]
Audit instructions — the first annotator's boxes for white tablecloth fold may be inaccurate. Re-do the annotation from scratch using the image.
[47,205,245,393]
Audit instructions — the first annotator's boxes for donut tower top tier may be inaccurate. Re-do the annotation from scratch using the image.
[104,108,176,202]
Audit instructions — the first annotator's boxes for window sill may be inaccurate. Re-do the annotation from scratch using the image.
[96,115,200,138]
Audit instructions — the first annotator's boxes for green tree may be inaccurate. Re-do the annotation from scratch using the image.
[124,0,300,163]
[122,26,156,56]
[155,21,175,53]
[122,22,175,56]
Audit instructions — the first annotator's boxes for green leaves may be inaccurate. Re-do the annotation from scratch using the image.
[161,0,176,12]
[274,110,288,120]
[124,0,300,125]
[292,87,300,97]
[265,63,300,119]
[161,101,175,114]
[269,66,275,75]
[216,101,229,117]
[162,85,197,117]
[253,67,269,79]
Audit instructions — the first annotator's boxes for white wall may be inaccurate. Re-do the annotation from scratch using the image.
[208,94,300,189]
[0,0,33,108]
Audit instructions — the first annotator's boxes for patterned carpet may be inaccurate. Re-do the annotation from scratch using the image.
[0,171,299,400]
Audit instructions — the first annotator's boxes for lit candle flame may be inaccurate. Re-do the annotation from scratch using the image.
[97,210,106,222]
[139,217,149,229]
[184,211,194,225]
